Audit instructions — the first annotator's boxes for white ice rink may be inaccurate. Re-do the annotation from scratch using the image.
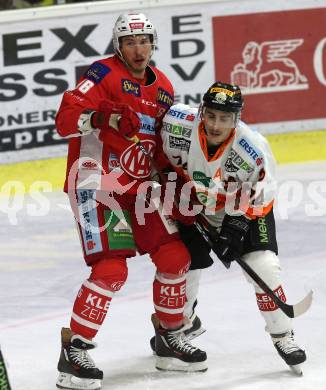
[1,161,326,390]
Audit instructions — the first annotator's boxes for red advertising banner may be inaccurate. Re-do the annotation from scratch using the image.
[212,8,326,124]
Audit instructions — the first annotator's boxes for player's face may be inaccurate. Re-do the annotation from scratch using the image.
[120,35,152,78]
[203,108,235,146]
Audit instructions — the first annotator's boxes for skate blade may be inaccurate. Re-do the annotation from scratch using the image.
[289,364,303,376]
[155,356,207,373]
[185,327,206,341]
[56,372,102,390]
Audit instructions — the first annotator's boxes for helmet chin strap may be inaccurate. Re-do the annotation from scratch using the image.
[116,49,131,69]
[199,104,205,120]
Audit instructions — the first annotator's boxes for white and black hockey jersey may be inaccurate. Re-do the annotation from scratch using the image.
[161,103,277,227]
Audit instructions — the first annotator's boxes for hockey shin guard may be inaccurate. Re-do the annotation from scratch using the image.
[242,250,292,334]
[184,269,201,319]
[70,279,114,339]
[153,272,187,329]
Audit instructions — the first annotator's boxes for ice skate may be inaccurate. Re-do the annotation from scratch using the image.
[56,328,103,390]
[151,314,207,372]
[150,311,206,352]
[271,330,306,375]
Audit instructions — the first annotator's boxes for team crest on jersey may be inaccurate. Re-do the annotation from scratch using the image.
[157,88,173,108]
[84,62,111,84]
[122,79,141,96]
[120,140,156,178]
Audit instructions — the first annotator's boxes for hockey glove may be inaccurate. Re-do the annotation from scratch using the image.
[213,214,250,263]
[115,102,141,138]
[92,99,141,138]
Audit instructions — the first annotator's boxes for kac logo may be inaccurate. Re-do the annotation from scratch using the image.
[120,139,156,178]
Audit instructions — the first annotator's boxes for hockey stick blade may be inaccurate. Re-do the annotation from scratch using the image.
[236,257,313,318]
[292,289,313,318]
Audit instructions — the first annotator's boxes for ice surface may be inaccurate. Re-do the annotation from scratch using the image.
[1,161,325,389]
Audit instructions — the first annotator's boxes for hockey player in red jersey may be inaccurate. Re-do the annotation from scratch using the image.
[55,13,206,390]
[150,81,307,375]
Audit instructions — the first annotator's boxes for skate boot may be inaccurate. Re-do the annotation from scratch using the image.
[271,330,306,375]
[56,328,103,390]
[152,314,207,372]
[150,311,205,352]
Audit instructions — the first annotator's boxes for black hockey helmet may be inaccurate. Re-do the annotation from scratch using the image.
[202,81,243,113]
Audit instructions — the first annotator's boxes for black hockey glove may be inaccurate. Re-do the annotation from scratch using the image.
[213,214,250,264]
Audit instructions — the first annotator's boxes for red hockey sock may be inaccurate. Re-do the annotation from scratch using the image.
[70,279,114,339]
[153,272,187,329]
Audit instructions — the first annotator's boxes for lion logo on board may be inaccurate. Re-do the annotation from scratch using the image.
[231,39,308,94]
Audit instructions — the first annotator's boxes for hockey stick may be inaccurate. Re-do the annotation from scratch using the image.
[129,136,313,319]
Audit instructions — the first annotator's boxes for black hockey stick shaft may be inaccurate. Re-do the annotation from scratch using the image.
[130,136,313,319]
[194,221,312,318]
[235,258,313,318]
[235,256,295,317]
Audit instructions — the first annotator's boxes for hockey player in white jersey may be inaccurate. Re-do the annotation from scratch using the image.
[150,81,306,374]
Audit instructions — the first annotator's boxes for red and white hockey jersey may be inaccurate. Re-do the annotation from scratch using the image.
[56,55,174,193]
[160,104,277,226]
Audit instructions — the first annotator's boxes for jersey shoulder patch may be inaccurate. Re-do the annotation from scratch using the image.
[157,87,174,108]
[166,104,198,123]
[236,124,265,167]
[162,104,197,140]
[84,62,111,84]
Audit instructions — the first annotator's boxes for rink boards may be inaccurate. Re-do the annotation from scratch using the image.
[1,129,326,194]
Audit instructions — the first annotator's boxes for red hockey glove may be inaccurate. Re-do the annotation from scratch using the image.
[115,102,141,138]
[91,99,114,130]
[92,99,141,138]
